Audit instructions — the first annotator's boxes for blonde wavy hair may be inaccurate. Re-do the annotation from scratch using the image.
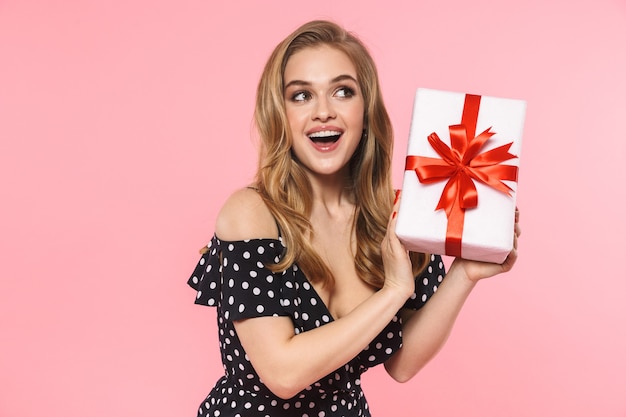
[253,20,427,288]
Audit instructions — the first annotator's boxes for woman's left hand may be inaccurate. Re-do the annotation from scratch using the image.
[450,207,521,283]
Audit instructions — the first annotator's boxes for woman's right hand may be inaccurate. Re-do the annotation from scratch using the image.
[380,190,415,298]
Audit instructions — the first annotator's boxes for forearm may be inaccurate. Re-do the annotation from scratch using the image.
[384,262,477,382]
[235,285,411,399]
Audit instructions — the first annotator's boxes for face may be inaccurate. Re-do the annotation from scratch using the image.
[283,45,365,180]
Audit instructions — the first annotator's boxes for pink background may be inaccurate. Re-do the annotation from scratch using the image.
[1,0,625,416]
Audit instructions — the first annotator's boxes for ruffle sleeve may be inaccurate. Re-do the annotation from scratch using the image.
[403,254,446,311]
[187,234,290,321]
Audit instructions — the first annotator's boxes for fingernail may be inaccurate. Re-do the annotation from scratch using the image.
[392,211,397,219]
[394,189,401,204]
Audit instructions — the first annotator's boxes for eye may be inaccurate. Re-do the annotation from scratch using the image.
[290,91,311,102]
[335,86,355,98]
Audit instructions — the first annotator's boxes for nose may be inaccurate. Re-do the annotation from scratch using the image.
[313,96,336,121]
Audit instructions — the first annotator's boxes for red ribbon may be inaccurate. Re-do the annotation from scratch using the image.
[405,94,519,258]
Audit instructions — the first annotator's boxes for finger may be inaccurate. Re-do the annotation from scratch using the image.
[502,247,518,272]
[388,190,401,230]
[392,189,401,215]
[386,190,405,253]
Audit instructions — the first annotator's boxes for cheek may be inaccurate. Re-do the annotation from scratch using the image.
[351,111,365,132]
[286,108,306,131]
[351,101,366,127]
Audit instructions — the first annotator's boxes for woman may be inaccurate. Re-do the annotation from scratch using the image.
[188,20,519,417]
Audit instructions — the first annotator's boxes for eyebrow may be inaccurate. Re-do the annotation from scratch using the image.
[284,74,358,90]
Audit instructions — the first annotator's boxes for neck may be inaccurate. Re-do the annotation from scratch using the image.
[307,170,354,215]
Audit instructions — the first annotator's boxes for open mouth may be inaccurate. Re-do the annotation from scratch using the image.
[308,130,342,144]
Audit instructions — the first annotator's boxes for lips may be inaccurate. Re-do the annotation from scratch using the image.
[307,130,342,144]
[306,129,342,152]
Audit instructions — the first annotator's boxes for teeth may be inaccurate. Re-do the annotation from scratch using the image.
[308,130,342,139]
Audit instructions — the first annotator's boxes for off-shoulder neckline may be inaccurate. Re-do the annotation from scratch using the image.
[212,233,282,245]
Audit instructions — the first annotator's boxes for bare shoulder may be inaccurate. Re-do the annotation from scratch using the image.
[215,187,278,241]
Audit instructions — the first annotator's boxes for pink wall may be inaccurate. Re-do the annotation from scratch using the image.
[1,0,625,416]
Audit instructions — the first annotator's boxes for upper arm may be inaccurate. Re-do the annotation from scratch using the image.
[215,187,279,241]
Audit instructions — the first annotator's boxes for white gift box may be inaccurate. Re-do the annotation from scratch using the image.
[396,88,526,263]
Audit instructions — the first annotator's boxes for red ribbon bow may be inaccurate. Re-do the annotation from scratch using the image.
[405,94,518,258]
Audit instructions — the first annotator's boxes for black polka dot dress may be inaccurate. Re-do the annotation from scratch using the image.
[188,234,445,417]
